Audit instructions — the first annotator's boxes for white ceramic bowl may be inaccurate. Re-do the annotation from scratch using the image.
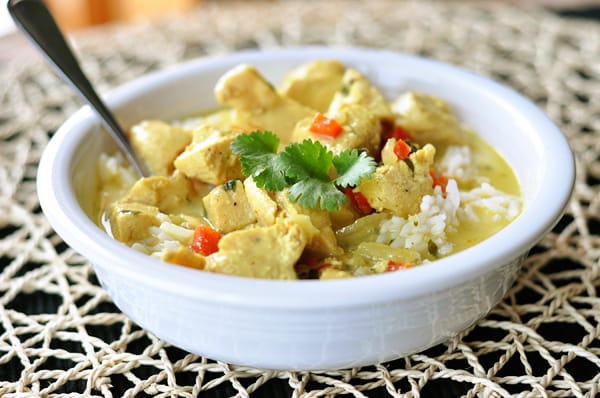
[37,47,574,370]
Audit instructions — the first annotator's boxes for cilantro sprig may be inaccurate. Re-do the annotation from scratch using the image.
[231,131,376,211]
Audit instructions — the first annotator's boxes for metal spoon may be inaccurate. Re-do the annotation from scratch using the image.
[8,0,148,177]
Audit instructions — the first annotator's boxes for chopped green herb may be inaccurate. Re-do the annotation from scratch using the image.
[428,240,439,256]
[223,179,239,191]
[406,140,420,153]
[340,83,350,96]
[340,78,356,96]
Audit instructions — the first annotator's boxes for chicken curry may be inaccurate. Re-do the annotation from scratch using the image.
[96,60,521,279]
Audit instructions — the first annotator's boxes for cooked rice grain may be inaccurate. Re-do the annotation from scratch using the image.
[377,179,460,259]
[439,145,476,182]
[159,221,194,241]
[460,183,520,222]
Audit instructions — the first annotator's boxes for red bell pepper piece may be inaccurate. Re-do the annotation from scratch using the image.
[393,139,412,161]
[309,113,343,138]
[429,167,449,197]
[387,260,414,272]
[190,225,221,256]
[344,187,373,214]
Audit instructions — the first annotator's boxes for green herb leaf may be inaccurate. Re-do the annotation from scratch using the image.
[288,179,347,210]
[279,140,341,210]
[230,131,287,190]
[333,149,376,188]
[280,139,333,182]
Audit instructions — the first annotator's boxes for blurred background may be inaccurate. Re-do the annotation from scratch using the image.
[38,0,199,31]
[1,0,600,36]
[0,0,599,62]
[0,0,198,34]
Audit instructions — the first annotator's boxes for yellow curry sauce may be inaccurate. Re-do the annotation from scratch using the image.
[95,60,521,280]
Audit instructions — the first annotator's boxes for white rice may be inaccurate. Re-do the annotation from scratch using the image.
[128,212,195,260]
[97,152,138,188]
[157,220,194,241]
[376,179,460,260]
[376,145,520,260]
[439,145,476,183]
[459,183,520,222]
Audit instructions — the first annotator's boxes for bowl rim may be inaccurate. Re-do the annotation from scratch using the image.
[37,46,575,309]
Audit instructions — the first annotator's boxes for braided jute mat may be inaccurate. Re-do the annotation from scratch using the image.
[1,0,600,396]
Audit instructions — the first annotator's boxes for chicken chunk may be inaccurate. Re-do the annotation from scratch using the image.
[279,60,345,113]
[107,202,160,244]
[162,246,206,270]
[243,177,279,226]
[122,171,205,218]
[331,68,393,122]
[174,125,243,185]
[242,179,349,257]
[205,219,307,279]
[214,64,315,144]
[274,191,342,257]
[357,144,436,217]
[292,103,382,156]
[215,64,278,111]
[129,120,192,176]
[202,179,256,233]
[185,108,238,131]
[391,92,464,146]
[291,68,389,156]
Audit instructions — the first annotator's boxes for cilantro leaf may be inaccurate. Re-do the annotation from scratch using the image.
[333,149,376,187]
[231,131,377,211]
[279,139,333,182]
[288,179,347,210]
[230,131,287,190]
[279,140,342,210]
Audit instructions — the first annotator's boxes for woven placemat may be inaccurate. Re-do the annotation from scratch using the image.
[1,0,599,396]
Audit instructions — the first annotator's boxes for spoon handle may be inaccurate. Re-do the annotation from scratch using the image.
[8,0,147,177]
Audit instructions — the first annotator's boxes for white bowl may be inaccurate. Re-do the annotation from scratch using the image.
[37,47,574,370]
